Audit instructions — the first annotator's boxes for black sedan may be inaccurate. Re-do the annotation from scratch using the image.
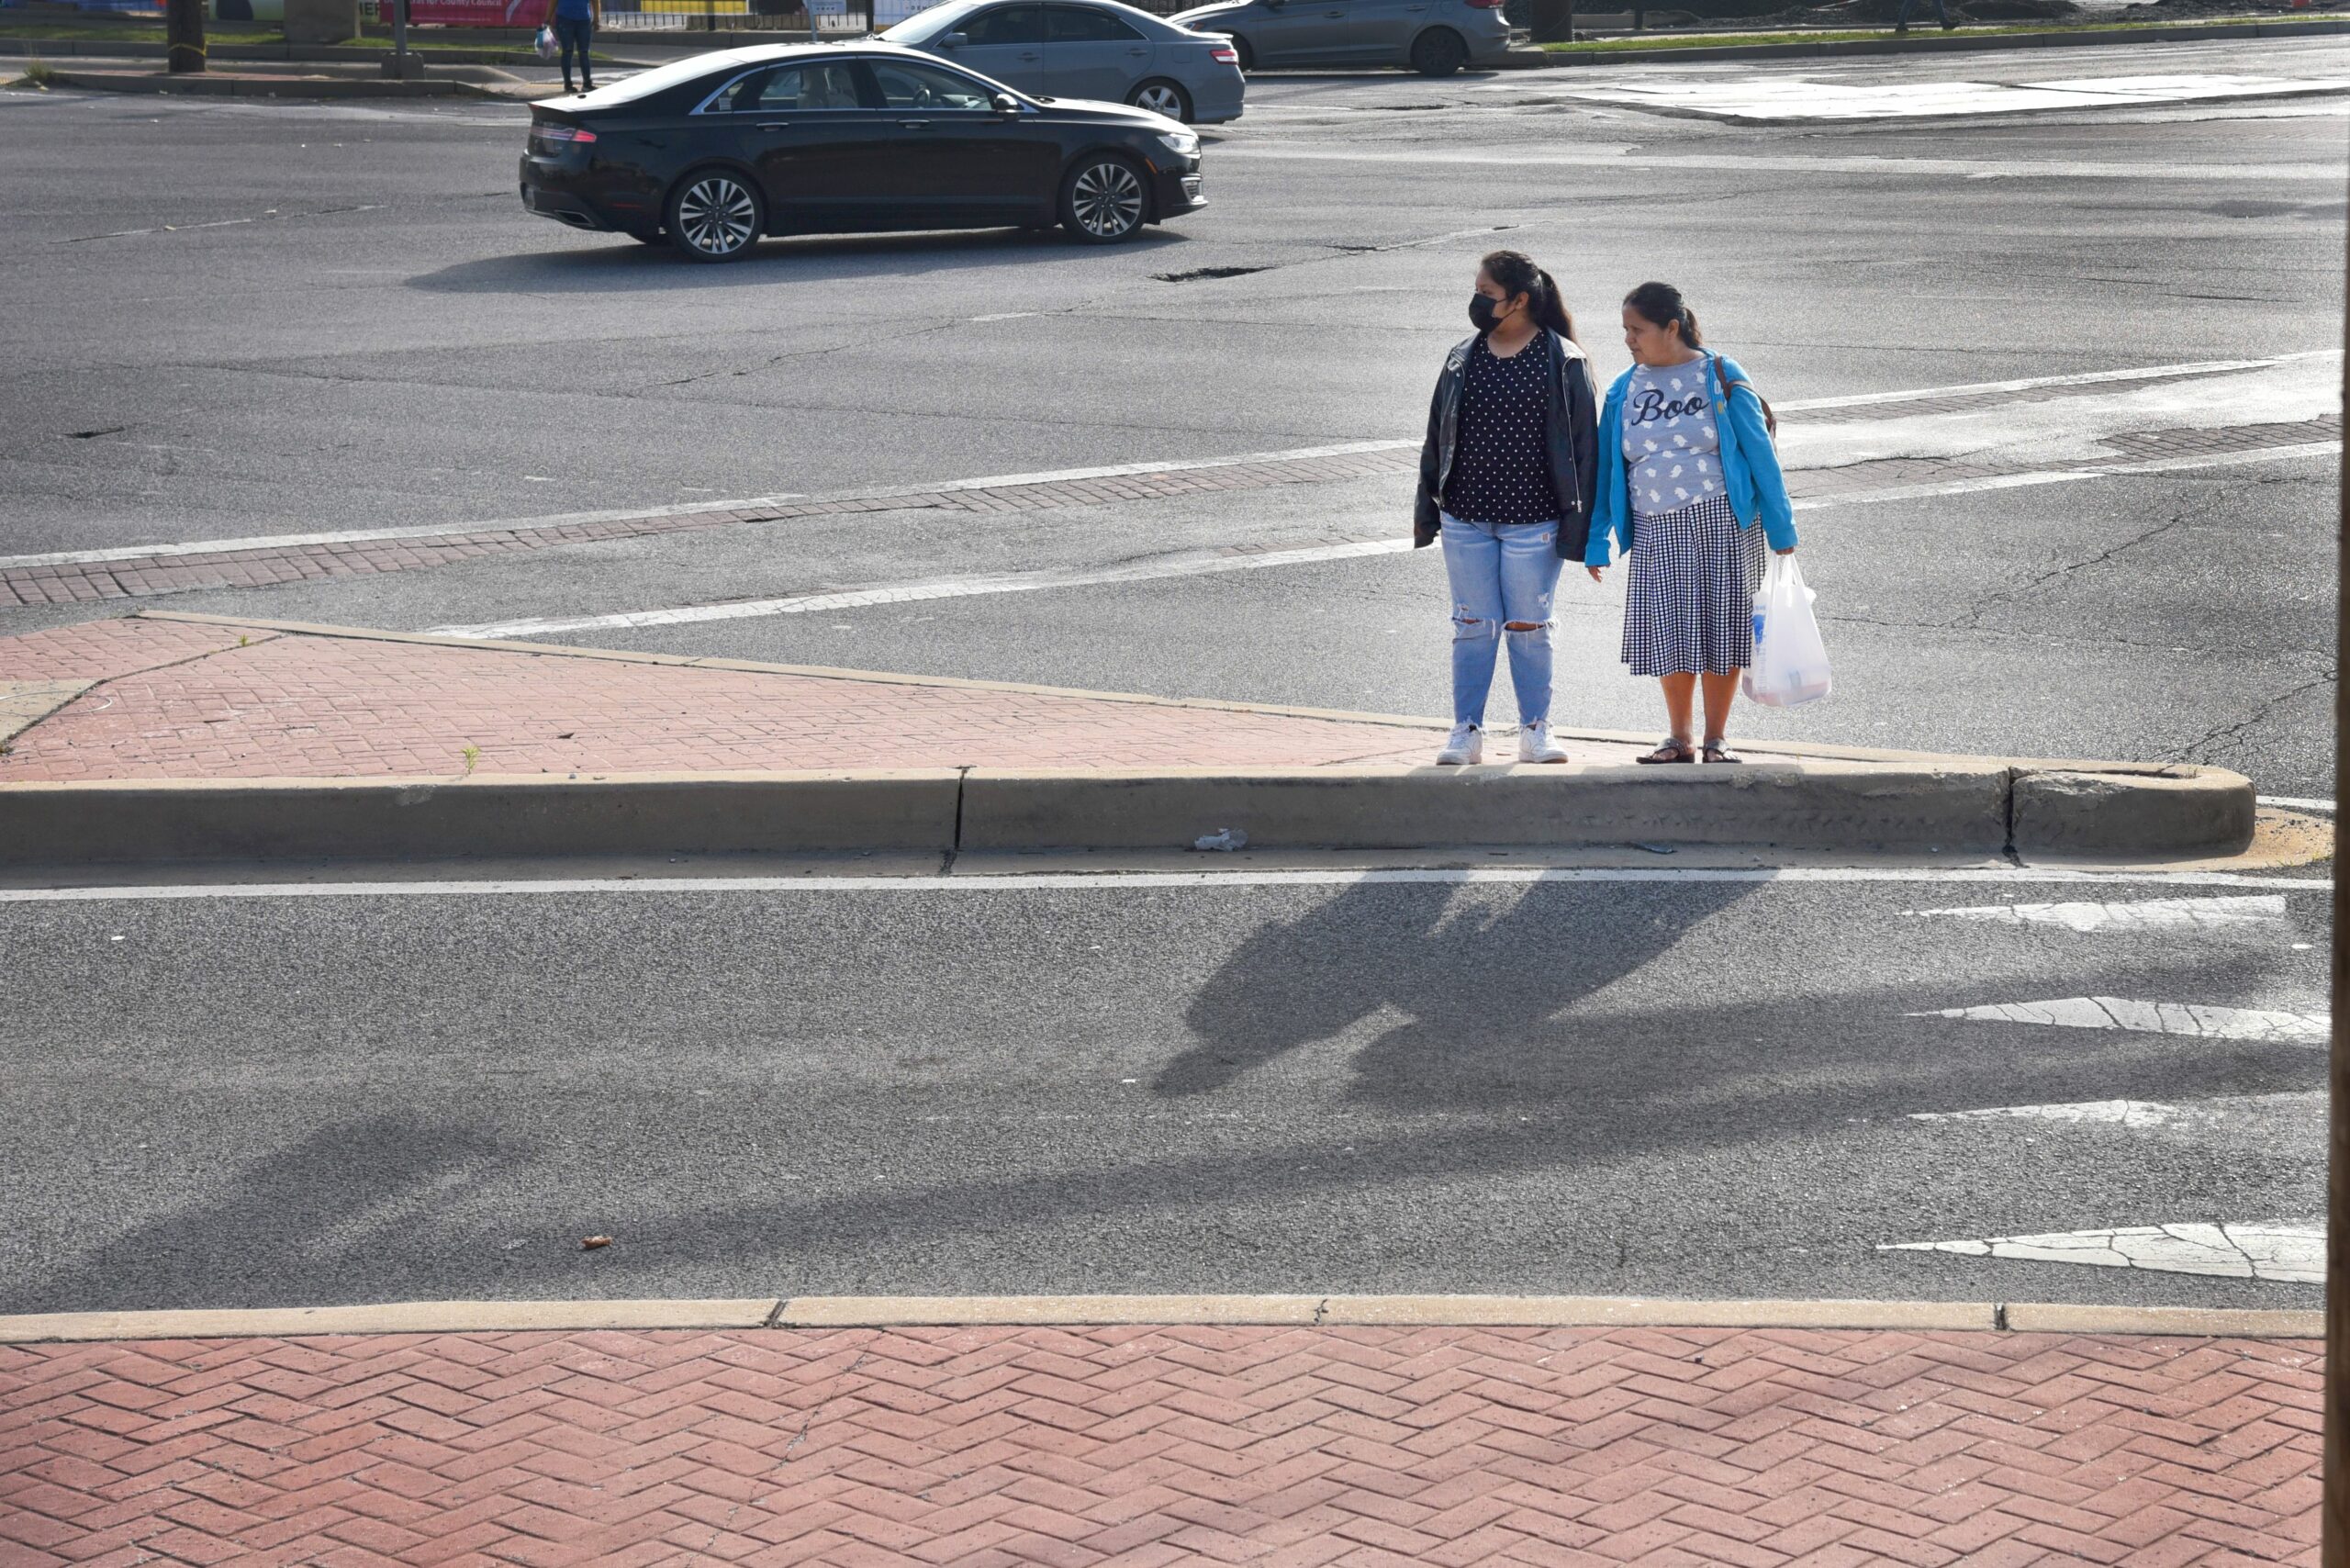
[520,41,1204,260]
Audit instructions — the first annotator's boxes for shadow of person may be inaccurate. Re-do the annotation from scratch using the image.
[1158,874,1762,1103]
[5,1117,513,1316]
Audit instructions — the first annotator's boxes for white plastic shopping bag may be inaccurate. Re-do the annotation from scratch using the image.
[535,23,559,60]
[1743,554,1831,708]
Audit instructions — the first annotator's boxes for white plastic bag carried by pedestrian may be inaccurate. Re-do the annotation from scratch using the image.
[1743,554,1831,708]
[535,23,559,60]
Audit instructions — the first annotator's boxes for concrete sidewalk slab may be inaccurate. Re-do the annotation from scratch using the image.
[0,612,2258,864]
[0,1314,2320,1566]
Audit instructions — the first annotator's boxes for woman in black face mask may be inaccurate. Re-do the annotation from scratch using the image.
[1415,250,1602,766]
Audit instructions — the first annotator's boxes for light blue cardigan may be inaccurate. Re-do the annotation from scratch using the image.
[1583,353,1797,567]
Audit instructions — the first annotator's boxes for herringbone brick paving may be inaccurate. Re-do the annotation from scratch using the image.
[0,616,1453,781]
[0,1323,2319,1566]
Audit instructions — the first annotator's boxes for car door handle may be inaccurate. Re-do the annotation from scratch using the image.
[1018,50,1039,58]
[898,118,931,128]
[756,121,791,129]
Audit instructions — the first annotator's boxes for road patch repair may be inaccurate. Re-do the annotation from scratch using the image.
[0,610,2262,867]
[0,1294,2321,1566]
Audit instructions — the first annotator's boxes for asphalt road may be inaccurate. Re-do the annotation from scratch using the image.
[0,41,2340,1316]
[0,868,2327,1314]
[1,39,2341,790]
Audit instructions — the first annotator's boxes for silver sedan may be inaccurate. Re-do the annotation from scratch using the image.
[881,0,1247,124]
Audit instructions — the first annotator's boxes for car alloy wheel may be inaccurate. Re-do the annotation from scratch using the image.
[1129,80,1191,120]
[1409,26,1467,75]
[1063,157,1147,243]
[670,173,760,261]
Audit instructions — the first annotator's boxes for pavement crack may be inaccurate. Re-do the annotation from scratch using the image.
[1946,513,2188,630]
[778,1348,868,1465]
[2175,666,2337,764]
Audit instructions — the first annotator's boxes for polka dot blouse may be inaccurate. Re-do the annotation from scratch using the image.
[1440,335,1559,526]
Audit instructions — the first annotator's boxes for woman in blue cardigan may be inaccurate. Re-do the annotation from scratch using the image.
[1583,282,1796,765]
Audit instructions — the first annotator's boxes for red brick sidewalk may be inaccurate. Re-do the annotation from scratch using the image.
[0,1321,2319,1567]
[0,614,1471,781]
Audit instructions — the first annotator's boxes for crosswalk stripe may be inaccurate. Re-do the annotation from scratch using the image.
[1906,1092,2317,1126]
[1906,895,2286,932]
[1910,996,2327,1043]
[1882,1219,2322,1282]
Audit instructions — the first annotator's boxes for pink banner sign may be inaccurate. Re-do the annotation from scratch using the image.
[404,0,546,24]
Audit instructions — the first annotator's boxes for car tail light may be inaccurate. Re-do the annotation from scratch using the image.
[535,124,598,144]
[1208,42,1238,61]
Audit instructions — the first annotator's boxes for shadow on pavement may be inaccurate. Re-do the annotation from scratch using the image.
[1161,877,1762,1102]
[410,226,1190,293]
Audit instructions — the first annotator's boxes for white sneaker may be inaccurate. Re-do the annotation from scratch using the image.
[1435,722,1483,766]
[1517,721,1570,764]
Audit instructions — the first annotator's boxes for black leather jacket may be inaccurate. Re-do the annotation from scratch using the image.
[1416,329,1602,560]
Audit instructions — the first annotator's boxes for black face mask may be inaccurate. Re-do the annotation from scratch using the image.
[1468,294,1504,334]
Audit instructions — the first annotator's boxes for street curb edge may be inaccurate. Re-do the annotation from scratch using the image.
[0,1295,2320,1344]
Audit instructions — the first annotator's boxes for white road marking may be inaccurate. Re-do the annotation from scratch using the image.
[2261,795,2337,812]
[10,354,2331,574]
[1912,996,2328,1043]
[1881,1218,2323,1282]
[1214,142,2348,184]
[1785,351,2333,411]
[1561,73,2350,123]
[1907,1091,2317,1126]
[431,539,1414,639]
[431,438,2332,640]
[0,868,2325,905]
[1908,894,2287,932]
[0,440,1414,572]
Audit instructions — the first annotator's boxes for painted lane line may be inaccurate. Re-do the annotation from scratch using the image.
[8,354,2329,574]
[1907,894,2287,932]
[1911,996,2328,1044]
[0,440,1414,573]
[1782,351,2335,413]
[431,539,1413,639]
[1907,1091,2318,1126]
[2261,795,2337,812]
[1213,142,2350,184]
[1560,73,2350,124]
[1881,1219,2323,1283]
[428,441,2333,641]
[0,867,2327,905]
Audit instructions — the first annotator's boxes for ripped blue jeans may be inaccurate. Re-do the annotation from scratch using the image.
[1440,513,1563,728]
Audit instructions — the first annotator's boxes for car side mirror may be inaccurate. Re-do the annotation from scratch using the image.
[990,92,1020,114]
[940,29,968,45]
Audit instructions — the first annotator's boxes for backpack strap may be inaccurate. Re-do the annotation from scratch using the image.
[1712,352,1778,442]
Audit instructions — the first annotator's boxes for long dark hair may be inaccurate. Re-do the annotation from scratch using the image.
[1623,280,1703,349]
[1482,250,1576,342]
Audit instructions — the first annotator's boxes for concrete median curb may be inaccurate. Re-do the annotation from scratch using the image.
[0,759,2253,865]
[0,1294,2318,1343]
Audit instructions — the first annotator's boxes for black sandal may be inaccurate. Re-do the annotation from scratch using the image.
[1637,737,1696,765]
[1702,737,1741,765]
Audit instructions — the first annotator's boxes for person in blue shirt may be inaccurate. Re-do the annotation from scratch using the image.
[1583,282,1796,765]
[550,0,599,94]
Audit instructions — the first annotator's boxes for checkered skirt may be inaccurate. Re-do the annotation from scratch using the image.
[1620,493,1767,678]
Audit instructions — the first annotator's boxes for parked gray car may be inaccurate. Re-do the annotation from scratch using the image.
[882,0,1246,124]
[1170,0,1510,74]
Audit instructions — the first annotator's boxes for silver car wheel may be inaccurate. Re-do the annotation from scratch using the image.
[677,175,757,257]
[1133,82,1185,118]
[1070,160,1144,240]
